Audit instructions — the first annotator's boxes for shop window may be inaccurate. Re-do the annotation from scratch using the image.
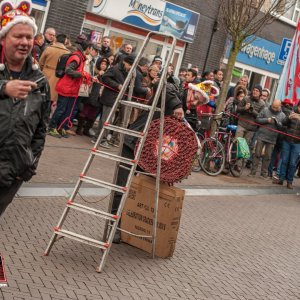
[82,23,105,44]
[31,8,44,32]
[109,31,140,56]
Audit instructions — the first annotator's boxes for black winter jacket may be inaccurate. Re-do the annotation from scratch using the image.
[125,83,182,150]
[100,63,128,107]
[283,107,300,144]
[133,66,148,100]
[0,58,51,187]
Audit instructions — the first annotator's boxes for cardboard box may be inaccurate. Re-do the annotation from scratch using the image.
[121,175,185,258]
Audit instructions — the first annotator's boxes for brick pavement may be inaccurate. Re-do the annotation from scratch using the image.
[1,193,300,300]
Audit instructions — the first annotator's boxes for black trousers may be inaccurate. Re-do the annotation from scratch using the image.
[111,145,143,215]
[0,180,23,217]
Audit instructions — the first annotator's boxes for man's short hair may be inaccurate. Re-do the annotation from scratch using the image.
[187,68,197,78]
[34,33,43,41]
[56,34,67,44]
[179,67,187,73]
[139,57,150,67]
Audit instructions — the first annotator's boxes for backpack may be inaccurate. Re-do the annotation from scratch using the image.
[55,53,80,78]
[236,137,250,159]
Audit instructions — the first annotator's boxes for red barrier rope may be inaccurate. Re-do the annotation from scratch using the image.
[198,111,300,141]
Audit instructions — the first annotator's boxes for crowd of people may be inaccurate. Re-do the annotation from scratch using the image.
[34,27,300,191]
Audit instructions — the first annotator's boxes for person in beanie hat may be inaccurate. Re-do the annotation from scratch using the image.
[151,55,163,70]
[92,53,135,148]
[0,0,51,216]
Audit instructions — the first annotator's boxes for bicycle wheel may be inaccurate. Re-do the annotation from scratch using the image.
[200,138,225,176]
[228,139,245,177]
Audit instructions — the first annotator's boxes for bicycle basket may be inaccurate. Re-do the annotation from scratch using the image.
[237,137,250,159]
[198,116,212,130]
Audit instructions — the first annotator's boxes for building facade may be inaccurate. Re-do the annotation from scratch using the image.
[41,0,298,97]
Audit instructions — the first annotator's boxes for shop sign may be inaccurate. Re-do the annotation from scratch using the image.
[32,0,47,6]
[277,38,292,65]
[159,2,200,43]
[225,36,284,75]
[91,0,166,31]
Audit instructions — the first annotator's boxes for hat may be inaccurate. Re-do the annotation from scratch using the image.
[282,98,293,106]
[188,80,220,102]
[123,54,135,65]
[0,1,37,39]
[0,0,38,71]
[152,55,162,63]
[253,84,262,94]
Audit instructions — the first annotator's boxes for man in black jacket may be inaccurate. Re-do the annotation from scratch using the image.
[92,54,135,148]
[111,82,184,243]
[0,8,51,216]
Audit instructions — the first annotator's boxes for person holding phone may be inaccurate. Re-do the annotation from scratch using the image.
[0,0,50,216]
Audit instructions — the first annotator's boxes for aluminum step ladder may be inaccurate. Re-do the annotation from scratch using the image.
[44,31,177,273]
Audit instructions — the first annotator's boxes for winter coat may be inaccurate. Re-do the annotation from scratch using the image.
[283,107,300,144]
[39,42,70,102]
[99,46,113,59]
[100,63,128,107]
[237,95,265,131]
[133,66,149,100]
[0,57,51,187]
[256,106,286,144]
[56,49,87,98]
[221,97,240,127]
[125,83,182,150]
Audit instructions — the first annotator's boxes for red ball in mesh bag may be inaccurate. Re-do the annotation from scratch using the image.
[135,116,199,183]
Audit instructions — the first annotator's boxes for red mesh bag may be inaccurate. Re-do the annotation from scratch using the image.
[135,116,199,183]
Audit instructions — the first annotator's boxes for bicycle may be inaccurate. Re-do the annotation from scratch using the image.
[199,112,245,177]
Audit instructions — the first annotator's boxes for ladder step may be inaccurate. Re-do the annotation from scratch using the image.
[91,149,136,166]
[103,123,144,138]
[54,228,109,250]
[80,175,127,193]
[66,201,120,222]
[120,100,161,112]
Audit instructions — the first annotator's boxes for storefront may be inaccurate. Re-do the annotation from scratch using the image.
[83,0,200,74]
[32,0,51,32]
[223,35,292,101]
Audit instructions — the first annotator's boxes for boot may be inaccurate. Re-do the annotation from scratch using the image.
[287,183,293,189]
[76,116,85,135]
[83,119,94,137]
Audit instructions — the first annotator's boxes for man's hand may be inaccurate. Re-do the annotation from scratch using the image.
[5,80,37,99]
[118,84,122,91]
[173,107,184,119]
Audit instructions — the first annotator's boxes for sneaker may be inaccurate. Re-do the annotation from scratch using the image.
[287,183,293,189]
[89,128,95,136]
[247,173,256,177]
[59,129,69,138]
[259,174,269,180]
[272,178,283,185]
[100,141,111,149]
[65,129,76,136]
[48,128,61,138]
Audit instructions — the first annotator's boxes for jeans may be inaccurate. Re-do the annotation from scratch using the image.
[49,95,77,130]
[94,105,112,141]
[0,180,23,217]
[279,140,300,184]
[268,139,283,175]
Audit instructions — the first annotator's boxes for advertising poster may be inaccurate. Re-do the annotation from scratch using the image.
[91,0,166,32]
[159,2,200,43]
